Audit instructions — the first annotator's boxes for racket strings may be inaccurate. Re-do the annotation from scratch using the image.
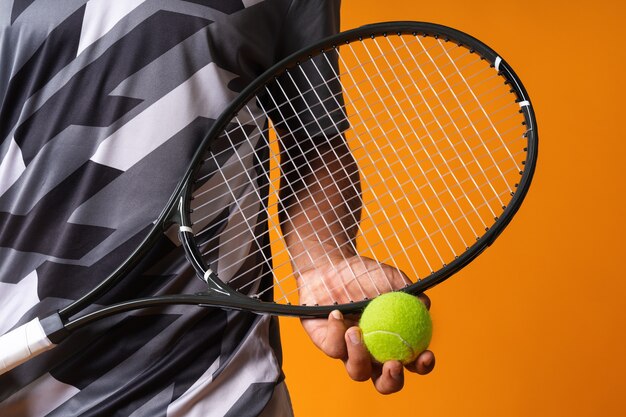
[338,42,471,263]
[258,69,387,302]
[197,72,520,255]
[197,131,524,271]
[376,37,503,217]
[194,109,520,300]
[200,145,525,298]
[262,174,516,302]
[326,35,523,239]
[206,35,432,141]
[260,168,522,302]
[228,108,371,302]
[432,37,519,168]
[188,33,528,305]
[198,145,524,304]
[192,60,517,207]
[192,90,521,225]
[202,37,504,173]
[200,44,501,176]
[237,160,522,303]
[411,36,512,201]
[192,108,524,288]
[206,52,520,300]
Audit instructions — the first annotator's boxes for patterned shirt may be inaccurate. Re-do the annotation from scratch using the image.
[0,1,340,416]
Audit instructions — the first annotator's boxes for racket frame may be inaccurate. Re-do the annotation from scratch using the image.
[36,21,540,330]
[175,21,538,317]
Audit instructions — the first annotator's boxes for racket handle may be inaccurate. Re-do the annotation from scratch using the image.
[0,318,55,376]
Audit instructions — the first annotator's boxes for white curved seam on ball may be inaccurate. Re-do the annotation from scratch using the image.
[363,330,415,356]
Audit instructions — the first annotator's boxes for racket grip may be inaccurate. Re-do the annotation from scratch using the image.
[0,318,55,376]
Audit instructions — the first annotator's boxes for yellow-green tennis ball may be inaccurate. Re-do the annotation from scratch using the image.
[359,292,432,364]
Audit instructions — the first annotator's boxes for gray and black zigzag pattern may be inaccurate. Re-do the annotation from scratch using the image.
[0,0,341,415]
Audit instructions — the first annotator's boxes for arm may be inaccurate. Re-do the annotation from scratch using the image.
[278,131,436,394]
[279,133,363,303]
[279,132,410,304]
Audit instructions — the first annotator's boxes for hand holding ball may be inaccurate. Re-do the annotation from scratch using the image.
[359,292,432,364]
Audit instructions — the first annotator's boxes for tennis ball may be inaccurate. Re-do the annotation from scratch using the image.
[359,292,432,364]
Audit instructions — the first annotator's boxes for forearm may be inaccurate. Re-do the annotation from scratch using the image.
[279,134,361,276]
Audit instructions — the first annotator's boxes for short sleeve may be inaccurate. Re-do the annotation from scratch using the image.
[275,0,341,60]
[264,0,348,141]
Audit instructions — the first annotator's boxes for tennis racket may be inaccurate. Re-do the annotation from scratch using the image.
[0,21,537,375]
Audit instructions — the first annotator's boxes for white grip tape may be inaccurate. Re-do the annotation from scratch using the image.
[0,318,55,375]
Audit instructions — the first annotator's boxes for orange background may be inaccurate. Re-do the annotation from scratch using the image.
[280,1,626,416]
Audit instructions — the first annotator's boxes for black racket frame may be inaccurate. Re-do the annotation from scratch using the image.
[51,22,537,337]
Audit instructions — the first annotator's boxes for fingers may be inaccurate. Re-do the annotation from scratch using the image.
[417,292,431,310]
[344,327,372,381]
[406,293,435,375]
[405,350,436,375]
[301,310,349,359]
[308,313,410,395]
[370,351,436,394]
[343,327,406,395]
[367,360,404,394]
[302,301,435,396]
[343,325,433,394]
[322,310,350,359]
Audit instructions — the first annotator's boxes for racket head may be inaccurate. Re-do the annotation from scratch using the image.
[179,21,538,316]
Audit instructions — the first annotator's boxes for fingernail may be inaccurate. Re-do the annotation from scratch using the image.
[423,357,433,368]
[347,328,361,345]
[422,355,435,371]
[331,310,343,320]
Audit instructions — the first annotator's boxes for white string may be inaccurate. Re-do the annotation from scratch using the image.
[263,76,359,304]
[199,138,525,291]
[186,34,527,305]
[381,35,477,248]
[204,49,494,170]
[401,36,496,227]
[436,40,520,182]
[262,161,523,301]
[195,61,501,191]
[412,36,504,210]
[335,44,439,276]
[356,38,462,258]
[192,90,519,215]
[191,102,523,286]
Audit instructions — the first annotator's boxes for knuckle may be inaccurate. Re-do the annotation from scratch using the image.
[324,345,346,360]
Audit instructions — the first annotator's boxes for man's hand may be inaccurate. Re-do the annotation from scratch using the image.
[279,131,436,393]
[297,256,435,394]
[300,294,435,394]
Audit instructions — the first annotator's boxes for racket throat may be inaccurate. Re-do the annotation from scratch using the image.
[202,269,232,296]
[177,224,235,298]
